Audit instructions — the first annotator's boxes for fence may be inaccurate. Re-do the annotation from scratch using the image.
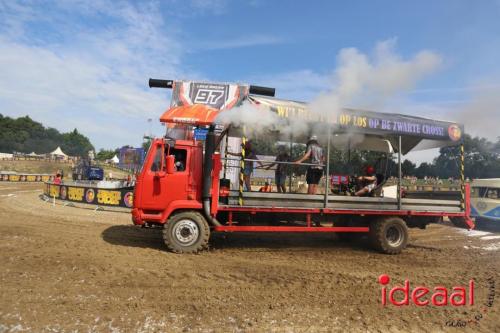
[0,173,54,182]
[43,182,134,208]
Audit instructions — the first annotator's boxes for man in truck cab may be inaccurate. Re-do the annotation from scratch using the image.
[354,165,377,196]
[294,135,324,194]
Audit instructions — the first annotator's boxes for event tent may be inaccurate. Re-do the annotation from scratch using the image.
[50,147,68,159]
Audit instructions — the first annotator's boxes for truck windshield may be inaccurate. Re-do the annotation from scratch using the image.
[140,143,159,174]
[150,147,163,172]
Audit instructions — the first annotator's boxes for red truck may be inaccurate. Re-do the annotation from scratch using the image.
[131,79,473,254]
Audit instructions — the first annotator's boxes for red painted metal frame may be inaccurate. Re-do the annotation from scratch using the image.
[214,226,369,233]
[218,205,467,217]
[210,154,221,216]
[464,183,475,229]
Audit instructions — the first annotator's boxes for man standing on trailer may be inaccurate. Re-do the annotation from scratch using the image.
[295,135,324,194]
[228,140,262,191]
[266,145,290,193]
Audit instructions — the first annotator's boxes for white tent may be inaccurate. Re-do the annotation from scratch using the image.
[0,152,13,159]
[50,147,68,159]
[110,155,119,164]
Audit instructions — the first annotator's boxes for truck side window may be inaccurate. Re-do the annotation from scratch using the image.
[171,148,187,172]
[150,147,163,172]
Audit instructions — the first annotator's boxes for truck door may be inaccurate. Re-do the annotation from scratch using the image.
[139,143,189,210]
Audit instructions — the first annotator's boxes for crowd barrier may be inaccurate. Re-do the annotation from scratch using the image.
[0,173,54,182]
[44,182,134,208]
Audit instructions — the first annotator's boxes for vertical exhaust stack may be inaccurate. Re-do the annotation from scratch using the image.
[203,125,216,201]
[202,125,221,226]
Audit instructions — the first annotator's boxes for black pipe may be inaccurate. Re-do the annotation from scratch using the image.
[203,126,215,200]
[202,125,221,226]
[149,78,173,89]
[249,85,275,97]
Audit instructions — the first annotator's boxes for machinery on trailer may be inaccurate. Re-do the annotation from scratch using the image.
[131,78,473,254]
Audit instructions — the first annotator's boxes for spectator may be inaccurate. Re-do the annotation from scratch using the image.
[294,135,324,194]
[266,145,290,193]
[228,140,262,191]
[258,181,272,192]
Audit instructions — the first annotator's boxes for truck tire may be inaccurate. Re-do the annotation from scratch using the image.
[163,211,210,254]
[369,217,408,254]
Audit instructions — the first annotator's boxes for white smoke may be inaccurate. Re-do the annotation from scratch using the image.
[309,38,443,119]
[215,101,283,129]
[455,85,500,141]
[217,39,443,140]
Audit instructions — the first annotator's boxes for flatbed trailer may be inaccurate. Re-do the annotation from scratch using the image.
[132,78,474,255]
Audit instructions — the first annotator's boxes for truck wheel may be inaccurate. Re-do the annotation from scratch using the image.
[370,217,408,254]
[163,211,210,254]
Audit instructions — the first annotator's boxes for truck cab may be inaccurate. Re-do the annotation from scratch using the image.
[132,138,204,226]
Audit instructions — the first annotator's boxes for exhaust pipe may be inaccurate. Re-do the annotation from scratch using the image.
[249,85,275,97]
[202,125,221,226]
[149,78,275,97]
[149,78,173,89]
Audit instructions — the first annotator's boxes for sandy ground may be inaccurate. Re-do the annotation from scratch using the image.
[0,182,499,333]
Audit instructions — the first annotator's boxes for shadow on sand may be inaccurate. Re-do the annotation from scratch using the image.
[101,225,165,251]
[101,224,374,253]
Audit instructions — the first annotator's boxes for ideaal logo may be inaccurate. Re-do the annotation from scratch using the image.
[378,274,474,306]
[379,275,496,328]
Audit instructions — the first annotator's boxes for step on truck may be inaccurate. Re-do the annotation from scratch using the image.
[131,78,474,254]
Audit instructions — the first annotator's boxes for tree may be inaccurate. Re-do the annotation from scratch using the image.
[96,149,117,161]
[401,159,416,177]
[61,129,94,157]
[415,162,437,178]
[434,134,500,179]
[0,114,94,156]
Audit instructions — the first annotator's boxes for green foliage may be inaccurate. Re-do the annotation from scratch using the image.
[401,159,416,176]
[415,162,437,178]
[95,149,117,161]
[434,134,500,179]
[0,114,95,157]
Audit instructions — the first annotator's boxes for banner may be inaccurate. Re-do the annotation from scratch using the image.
[0,173,53,182]
[118,147,145,170]
[170,81,248,110]
[44,183,134,208]
[337,109,464,142]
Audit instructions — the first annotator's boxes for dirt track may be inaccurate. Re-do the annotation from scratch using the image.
[0,183,499,332]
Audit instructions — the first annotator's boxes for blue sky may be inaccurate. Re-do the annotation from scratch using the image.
[0,0,499,162]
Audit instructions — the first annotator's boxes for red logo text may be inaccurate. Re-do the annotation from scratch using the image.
[379,274,474,306]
